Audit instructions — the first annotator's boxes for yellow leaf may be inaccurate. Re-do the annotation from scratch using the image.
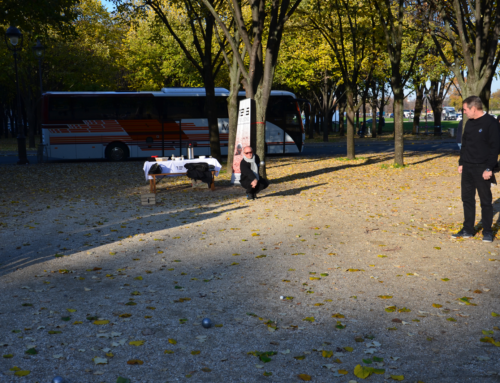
[297,374,311,381]
[14,370,30,376]
[127,359,143,365]
[378,295,393,299]
[119,313,132,318]
[332,313,345,318]
[391,375,405,381]
[67,309,76,313]
[164,350,174,354]
[492,312,499,317]
[322,350,333,358]
[168,338,177,344]
[129,340,145,346]
[191,350,201,355]
[354,364,373,379]
[338,369,348,375]
[344,347,354,352]
[134,276,143,280]
[73,321,83,325]
[432,304,442,308]
[93,320,109,325]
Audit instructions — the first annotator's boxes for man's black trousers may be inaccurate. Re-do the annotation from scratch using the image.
[461,163,493,234]
[246,178,269,195]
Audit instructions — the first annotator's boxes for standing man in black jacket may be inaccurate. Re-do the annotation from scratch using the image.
[453,96,499,242]
[240,146,269,200]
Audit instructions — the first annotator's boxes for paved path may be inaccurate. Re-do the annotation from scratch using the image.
[0,140,458,166]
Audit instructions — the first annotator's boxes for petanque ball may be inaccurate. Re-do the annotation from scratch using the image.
[51,377,65,383]
[202,318,212,328]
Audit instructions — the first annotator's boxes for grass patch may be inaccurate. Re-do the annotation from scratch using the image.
[305,119,459,143]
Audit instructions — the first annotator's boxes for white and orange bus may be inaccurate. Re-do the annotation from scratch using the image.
[40,88,305,161]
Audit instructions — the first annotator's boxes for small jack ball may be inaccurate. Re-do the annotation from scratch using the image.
[52,377,65,383]
[202,318,212,328]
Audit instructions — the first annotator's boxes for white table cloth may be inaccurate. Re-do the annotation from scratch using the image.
[143,158,222,181]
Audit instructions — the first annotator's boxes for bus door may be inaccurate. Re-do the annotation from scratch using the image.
[44,96,76,159]
[72,96,111,159]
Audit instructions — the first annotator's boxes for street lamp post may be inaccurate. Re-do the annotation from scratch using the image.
[32,38,45,95]
[5,25,28,165]
[33,38,45,145]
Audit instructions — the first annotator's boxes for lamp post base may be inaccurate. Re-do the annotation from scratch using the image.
[17,136,29,165]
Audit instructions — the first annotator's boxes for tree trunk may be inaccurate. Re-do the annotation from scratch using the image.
[0,107,4,139]
[204,73,222,162]
[362,96,366,128]
[226,59,240,176]
[323,100,329,142]
[413,85,424,135]
[480,77,493,112]
[305,103,311,139]
[355,109,359,133]
[378,85,385,135]
[393,86,404,166]
[22,101,28,136]
[8,112,14,138]
[346,89,356,159]
[28,110,36,148]
[309,105,316,139]
[430,100,443,128]
[339,102,345,136]
[254,86,267,179]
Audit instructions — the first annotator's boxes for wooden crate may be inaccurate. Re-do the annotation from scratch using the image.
[141,193,156,205]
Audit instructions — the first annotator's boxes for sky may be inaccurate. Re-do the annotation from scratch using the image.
[99,0,500,94]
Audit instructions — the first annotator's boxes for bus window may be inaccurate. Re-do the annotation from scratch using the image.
[117,97,159,120]
[286,113,300,126]
[48,97,72,121]
[73,97,116,120]
[164,97,205,120]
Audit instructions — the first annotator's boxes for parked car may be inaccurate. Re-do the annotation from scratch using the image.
[456,114,463,121]
[389,113,394,118]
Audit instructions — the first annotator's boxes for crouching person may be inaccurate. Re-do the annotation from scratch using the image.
[240,146,269,200]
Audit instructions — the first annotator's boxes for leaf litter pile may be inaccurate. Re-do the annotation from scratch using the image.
[0,151,499,382]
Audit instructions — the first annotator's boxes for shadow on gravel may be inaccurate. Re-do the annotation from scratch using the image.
[0,200,249,277]
[261,183,328,198]
[270,154,394,185]
[407,152,451,166]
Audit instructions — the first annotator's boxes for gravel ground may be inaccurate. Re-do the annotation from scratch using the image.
[0,152,499,383]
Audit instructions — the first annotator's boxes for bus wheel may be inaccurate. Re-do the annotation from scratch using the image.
[106,142,129,161]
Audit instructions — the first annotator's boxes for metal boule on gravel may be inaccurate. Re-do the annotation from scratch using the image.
[51,377,65,383]
[201,318,212,328]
